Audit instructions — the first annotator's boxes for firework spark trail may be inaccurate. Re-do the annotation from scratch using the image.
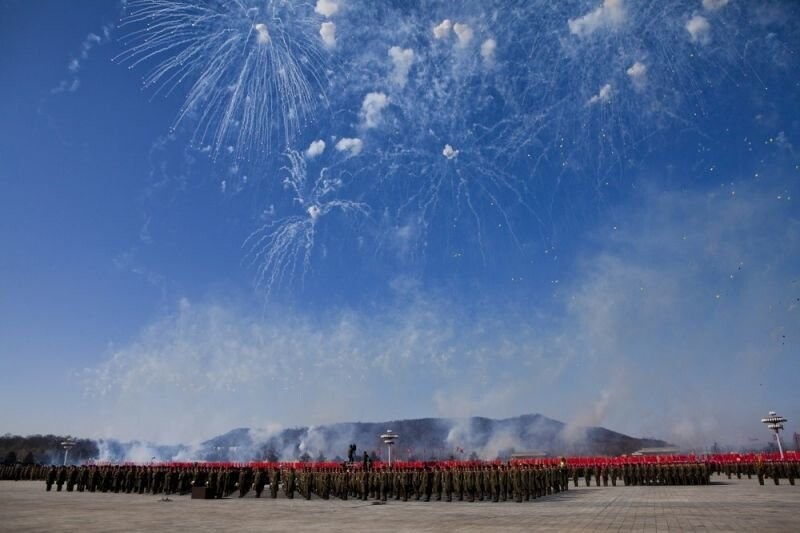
[243,149,368,296]
[501,0,781,191]
[116,0,328,163]
[312,3,537,260]
[118,0,798,287]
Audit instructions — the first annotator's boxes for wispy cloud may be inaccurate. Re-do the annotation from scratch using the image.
[51,24,113,95]
[80,182,798,446]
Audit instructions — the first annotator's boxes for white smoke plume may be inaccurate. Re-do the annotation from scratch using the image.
[568,0,626,38]
[626,61,647,91]
[686,15,711,45]
[335,137,363,156]
[320,21,336,48]
[480,38,497,64]
[433,19,452,39]
[360,92,389,128]
[77,183,798,448]
[315,0,339,17]
[702,0,729,11]
[305,139,326,158]
[388,46,414,87]
[442,144,459,159]
[453,23,474,47]
[587,83,612,105]
[254,23,271,45]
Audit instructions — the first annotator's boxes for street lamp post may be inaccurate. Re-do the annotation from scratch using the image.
[380,430,399,467]
[761,411,788,459]
[60,441,76,466]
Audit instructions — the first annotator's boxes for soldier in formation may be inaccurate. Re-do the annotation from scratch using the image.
[25,456,799,500]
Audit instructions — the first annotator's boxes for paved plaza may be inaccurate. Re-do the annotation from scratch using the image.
[1,479,798,532]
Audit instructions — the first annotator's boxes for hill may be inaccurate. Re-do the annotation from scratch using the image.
[199,413,669,462]
[1,414,669,464]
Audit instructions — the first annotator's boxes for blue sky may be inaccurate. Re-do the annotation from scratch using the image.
[0,0,798,450]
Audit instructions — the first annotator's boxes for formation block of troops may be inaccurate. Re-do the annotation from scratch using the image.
[3,451,796,499]
[30,463,569,502]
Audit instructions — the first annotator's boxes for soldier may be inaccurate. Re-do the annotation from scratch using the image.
[113,466,124,493]
[285,467,296,498]
[422,467,432,502]
[101,466,112,492]
[500,465,509,502]
[360,468,369,501]
[164,468,173,496]
[380,468,390,502]
[65,466,77,492]
[217,468,228,498]
[192,466,206,491]
[129,466,137,494]
[444,466,454,502]
[433,466,443,501]
[268,468,279,498]
[490,465,500,503]
[253,469,265,498]
[512,466,523,503]
[56,466,66,492]
[238,467,249,497]
[769,462,779,485]
[454,467,463,501]
[394,468,405,502]
[177,468,187,495]
[77,466,88,492]
[321,469,330,500]
[361,451,369,472]
[207,469,218,498]
[46,466,56,491]
[465,467,475,503]
[481,467,492,503]
[135,466,145,494]
[521,466,530,502]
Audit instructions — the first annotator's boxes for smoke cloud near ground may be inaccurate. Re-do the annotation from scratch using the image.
[73,180,797,453]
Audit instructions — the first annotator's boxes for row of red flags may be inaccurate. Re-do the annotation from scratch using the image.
[90,451,798,469]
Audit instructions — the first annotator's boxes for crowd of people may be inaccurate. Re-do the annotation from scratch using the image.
[0,453,796,502]
[31,463,571,503]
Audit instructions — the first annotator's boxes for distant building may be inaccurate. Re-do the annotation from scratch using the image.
[631,447,681,456]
